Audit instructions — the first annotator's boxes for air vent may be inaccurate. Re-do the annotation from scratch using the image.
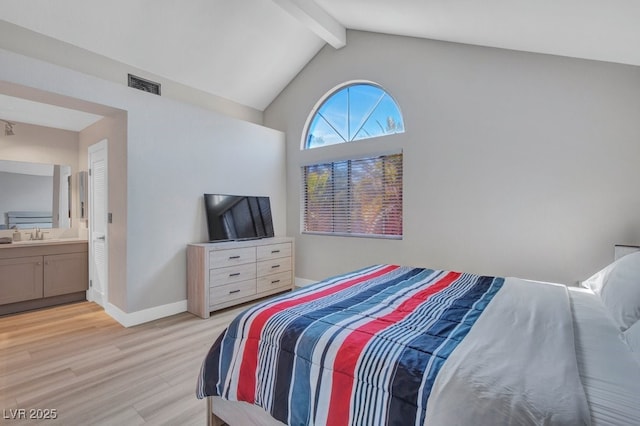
[127,74,161,95]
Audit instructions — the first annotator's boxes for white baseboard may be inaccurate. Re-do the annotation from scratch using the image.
[105,280,316,326]
[105,300,188,327]
[86,288,105,307]
[295,277,318,288]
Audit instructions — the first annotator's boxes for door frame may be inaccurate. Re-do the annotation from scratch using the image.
[87,139,108,307]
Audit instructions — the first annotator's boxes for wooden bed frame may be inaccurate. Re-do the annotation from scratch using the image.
[207,397,225,426]
[206,396,286,426]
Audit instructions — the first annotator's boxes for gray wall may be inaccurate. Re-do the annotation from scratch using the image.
[265,30,640,285]
[1,47,287,316]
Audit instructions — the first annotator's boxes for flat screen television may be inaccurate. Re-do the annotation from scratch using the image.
[204,194,274,242]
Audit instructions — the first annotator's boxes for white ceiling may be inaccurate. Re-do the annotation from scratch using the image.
[317,0,640,67]
[0,94,104,132]
[1,0,639,122]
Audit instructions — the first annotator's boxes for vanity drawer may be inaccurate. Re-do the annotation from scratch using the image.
[209,247,256,268]
[257,257,291,277]
[209,263,256,288]
[257,243,291,261]
[257,271,292,293]
[210,279,256,305]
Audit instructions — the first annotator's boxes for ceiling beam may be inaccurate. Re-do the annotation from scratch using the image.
[272,0,346,49]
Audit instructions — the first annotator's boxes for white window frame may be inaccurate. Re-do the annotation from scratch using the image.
[300,81,405,239]
[300,80,405,150]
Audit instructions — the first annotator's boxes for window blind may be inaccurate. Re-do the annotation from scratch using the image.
[302,152,402,238]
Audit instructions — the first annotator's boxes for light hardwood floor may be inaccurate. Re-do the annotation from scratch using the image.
[0,301,245,425]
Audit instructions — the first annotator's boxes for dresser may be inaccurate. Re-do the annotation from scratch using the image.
[187,237,294,319]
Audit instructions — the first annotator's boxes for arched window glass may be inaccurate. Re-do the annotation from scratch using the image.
[305,83,404,149]
[301,82,404,239]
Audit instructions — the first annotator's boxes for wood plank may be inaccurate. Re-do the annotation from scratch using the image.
[0,301,247,425]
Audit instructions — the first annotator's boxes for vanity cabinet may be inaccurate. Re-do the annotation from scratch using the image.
[43,252,89,297]
[0,256,43,305]
[187,237,294,319]
[0,241,88,315]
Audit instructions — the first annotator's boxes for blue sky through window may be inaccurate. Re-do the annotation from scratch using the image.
[306,84,404,149]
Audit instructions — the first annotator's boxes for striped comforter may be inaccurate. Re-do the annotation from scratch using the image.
[197,265,506,425]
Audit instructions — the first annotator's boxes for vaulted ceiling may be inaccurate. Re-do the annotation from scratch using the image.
[1,0,639,116]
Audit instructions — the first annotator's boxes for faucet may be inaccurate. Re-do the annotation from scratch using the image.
[32,227,41,240]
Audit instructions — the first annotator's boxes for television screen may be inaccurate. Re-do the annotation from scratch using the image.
[204,194,274,242]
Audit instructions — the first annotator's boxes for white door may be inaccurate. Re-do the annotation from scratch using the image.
[88,140,108,307]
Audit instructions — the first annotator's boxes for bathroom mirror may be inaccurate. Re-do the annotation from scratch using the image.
[0,159,72,229]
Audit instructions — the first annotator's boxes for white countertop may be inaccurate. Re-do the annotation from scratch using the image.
[0,237,88,248]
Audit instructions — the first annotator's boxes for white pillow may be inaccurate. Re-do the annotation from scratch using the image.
[623,320,640,366]
[582,251,640,331]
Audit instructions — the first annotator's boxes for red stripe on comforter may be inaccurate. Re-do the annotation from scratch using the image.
[327,271,461,426]
[237,264,401,403]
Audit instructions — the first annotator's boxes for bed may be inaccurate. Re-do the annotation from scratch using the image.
[197,254,640,425]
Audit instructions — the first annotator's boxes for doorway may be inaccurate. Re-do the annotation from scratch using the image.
[87,139,108,307]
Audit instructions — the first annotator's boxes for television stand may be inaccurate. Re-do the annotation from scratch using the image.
[186,237,294,318]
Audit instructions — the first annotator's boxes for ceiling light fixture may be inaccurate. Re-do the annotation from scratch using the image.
[0,119,15,136]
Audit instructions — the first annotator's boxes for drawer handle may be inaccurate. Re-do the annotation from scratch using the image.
[271,250,280,254]
[271,264,280,269]
[229,289,241,294]
[229,272,241,277]
[271,279,281,284]
[229,255,241,260]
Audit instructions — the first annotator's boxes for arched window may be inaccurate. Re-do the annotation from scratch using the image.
[304,82,404,149]
[301,82,404,239]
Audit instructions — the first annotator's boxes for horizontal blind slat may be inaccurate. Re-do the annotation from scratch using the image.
[302,153,403,237]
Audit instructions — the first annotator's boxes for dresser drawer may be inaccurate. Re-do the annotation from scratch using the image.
[257,271,292,293]
[209,263,256,288]
[209,247,256,268]
[187,238,293,319]
[210,279,256,305]
[257,257,292,277]
[257,243,291,261]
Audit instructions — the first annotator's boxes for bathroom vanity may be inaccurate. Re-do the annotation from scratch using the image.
[0,239,88,315]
